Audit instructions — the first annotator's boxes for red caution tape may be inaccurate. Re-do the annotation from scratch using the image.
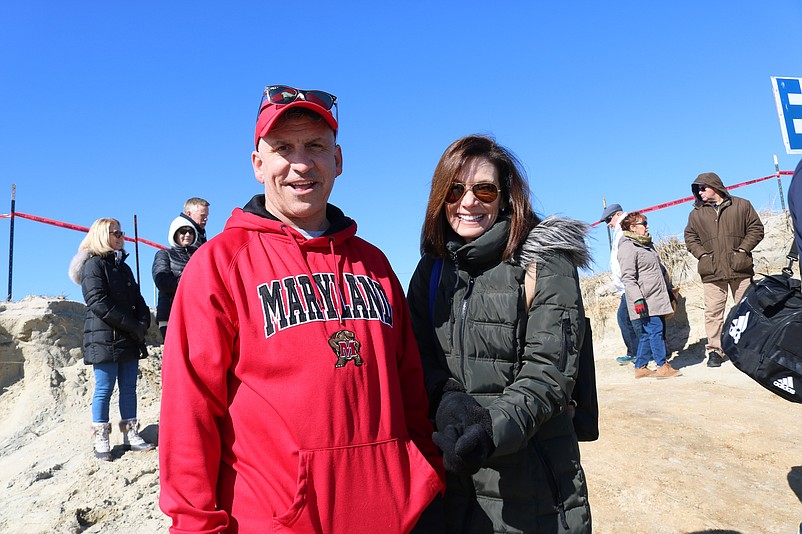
[592,171,794,228]
[9,212,167,250]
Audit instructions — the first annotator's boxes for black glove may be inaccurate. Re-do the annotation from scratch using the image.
[435,390,485,431]
[433,422,493,476]
[131,321,148,344]
[433,390,494,476]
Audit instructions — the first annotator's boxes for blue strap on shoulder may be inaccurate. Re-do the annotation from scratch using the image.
[429,257,443,322]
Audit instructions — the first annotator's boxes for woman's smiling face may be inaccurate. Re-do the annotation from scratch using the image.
[445,157,502,243]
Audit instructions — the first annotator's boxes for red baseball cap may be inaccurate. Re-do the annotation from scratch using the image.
[254,100,339,148]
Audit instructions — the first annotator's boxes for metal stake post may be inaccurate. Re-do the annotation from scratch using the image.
[7,184,15,301]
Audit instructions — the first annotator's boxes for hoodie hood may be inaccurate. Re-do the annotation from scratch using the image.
[691,172,730,206]
[168,215,200,249]
[230,195,357,245]
[518,215,592,270]
[225,195,358,323]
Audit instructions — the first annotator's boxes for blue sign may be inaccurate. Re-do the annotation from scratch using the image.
[771,76,802,154]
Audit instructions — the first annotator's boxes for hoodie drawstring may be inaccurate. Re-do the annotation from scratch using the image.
[280,225,347,325]
[329,237,346,326]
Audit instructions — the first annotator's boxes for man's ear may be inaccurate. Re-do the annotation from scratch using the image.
[335,144,343,177]
[252,149,266,184]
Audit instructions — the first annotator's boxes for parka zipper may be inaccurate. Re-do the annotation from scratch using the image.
[459,277,476,365]
[534,441,570,530]
[559,318,573,372]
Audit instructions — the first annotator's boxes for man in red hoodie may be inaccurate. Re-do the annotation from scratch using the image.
[159,85,444,533]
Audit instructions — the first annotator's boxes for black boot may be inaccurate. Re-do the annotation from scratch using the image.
[707,351,723,367]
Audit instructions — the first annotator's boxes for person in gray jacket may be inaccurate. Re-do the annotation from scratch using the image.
[408,135,592,533]
[618,212,680,379]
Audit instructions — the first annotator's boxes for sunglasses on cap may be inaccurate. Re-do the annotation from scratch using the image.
[258,85,338,116]
[445,182,500,204]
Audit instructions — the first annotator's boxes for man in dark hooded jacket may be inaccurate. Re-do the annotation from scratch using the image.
[684,172,764,368]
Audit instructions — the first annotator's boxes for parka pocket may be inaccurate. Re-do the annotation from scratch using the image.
[697,253,715,277]
[729,249,752,274]
[271,439,440,534]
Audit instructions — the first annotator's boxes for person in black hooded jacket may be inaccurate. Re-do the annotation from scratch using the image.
[69,217,153,461]
[152,215,199,339]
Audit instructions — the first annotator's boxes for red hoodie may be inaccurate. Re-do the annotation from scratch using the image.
[159,201,444,533]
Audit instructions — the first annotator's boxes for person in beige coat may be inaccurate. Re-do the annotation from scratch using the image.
[618,211,681,379]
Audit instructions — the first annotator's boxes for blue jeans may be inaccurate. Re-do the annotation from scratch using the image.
[92,360,140,423]
[632,316,667,368]
[617,294,640,357]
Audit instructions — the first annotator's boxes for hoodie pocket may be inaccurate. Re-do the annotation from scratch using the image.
[271,438,440,534]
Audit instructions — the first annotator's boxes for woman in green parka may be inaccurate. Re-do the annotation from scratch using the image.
[407,135,592,533]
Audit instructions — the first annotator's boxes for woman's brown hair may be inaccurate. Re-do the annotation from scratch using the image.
[620,211,645,232]
[421,135,538,260]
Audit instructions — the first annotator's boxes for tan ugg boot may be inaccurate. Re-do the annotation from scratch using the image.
[119,419,154,452]
[634,366,655,379]
[655,363,682,379]
[91,423,112,461]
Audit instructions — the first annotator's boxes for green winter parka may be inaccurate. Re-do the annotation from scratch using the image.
[407,216,592,534]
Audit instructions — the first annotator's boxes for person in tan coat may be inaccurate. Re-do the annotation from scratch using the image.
[684,172,764,368]
[619,212,681,379]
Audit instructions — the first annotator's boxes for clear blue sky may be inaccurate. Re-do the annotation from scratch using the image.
[2,2,801,306]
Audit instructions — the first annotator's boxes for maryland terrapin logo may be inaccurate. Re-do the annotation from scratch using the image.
[328,330,363,368]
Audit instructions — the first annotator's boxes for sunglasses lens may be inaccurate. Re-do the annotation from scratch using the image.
[304,90,335,110]
[473,184,499,203]
[266,85,298,105]
[445,183,500,204]
[445,184,465,204]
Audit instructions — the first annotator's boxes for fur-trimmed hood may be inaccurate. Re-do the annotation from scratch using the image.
[518,215,592,270]
[68,249,126,285]
[68,249,90,285]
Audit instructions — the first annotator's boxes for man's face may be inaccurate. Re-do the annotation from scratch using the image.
[187,206,209,228]
[698,185,720,203]
[607,211,623,229]
[251,115,342,231]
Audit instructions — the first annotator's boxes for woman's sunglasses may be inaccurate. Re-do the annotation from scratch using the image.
[445,182,500,204]
[109,230,124,238]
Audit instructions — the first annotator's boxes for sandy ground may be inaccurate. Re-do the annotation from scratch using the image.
[1,212,800,533]
[584,329,802,533]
